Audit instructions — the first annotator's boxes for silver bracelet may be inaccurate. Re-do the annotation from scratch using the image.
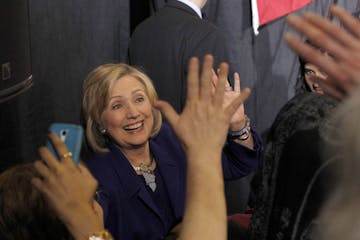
[228,115,251,141]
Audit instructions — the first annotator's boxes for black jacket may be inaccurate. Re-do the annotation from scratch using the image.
[129,0,228,111]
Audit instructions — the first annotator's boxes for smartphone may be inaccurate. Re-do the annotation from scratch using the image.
[46,123,83,164]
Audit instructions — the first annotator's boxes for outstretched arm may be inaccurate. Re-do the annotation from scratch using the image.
[155,54,250,240]
[284,5,360,100]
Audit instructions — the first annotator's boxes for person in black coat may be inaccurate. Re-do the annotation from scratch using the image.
[247,93,338,240]
[129,0,229,112]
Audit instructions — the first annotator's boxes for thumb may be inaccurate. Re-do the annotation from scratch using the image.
[153,100,180,128]
[226,88,251,117]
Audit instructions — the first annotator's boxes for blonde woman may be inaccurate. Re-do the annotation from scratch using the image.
[82,55,262,239]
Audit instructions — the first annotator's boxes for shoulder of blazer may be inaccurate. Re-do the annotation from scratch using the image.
[151,122,185,167]
[152,122,181,149]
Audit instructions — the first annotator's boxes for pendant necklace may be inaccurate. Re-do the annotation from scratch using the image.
[132,155,156,192]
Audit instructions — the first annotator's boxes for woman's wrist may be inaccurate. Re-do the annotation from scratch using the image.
[65,205,104,240]
[186,150,223,173]
[228,115,251,141]
[229,117,247,132]
[88,229,113,240]
[227,115,254,149]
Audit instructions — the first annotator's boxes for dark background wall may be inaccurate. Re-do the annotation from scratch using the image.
[0,0,358,171]
[1,0,32,172]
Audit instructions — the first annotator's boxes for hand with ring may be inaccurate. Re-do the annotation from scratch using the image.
[62,151,73,159]
[31,132,104,239]
[211,70,249,132]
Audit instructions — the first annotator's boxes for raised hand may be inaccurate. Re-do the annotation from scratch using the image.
[285,5,360,100]
[154,55,251,240]
[212,70,247,131]
[154,54,251,155]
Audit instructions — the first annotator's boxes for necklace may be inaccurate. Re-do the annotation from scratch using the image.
[132,155,157,192]
[132,156,154,174]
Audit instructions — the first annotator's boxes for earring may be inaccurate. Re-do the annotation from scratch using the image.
[100,128,107,134]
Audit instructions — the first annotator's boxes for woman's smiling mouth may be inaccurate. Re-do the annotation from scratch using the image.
[124,121,144,131]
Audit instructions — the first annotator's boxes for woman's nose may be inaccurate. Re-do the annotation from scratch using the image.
[126,103,140,118]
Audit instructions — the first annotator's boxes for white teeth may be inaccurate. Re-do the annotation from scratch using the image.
[124,122,143,130]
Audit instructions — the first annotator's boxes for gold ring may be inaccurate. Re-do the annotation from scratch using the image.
[62,152,73,159]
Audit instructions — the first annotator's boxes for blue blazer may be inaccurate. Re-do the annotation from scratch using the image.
[86,123,262,240]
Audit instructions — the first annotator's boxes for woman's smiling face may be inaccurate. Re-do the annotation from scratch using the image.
[101,75,154,149]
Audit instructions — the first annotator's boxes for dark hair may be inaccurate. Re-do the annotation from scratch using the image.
[295,55,312,94]
[0,164,72,240]
[248,93,338,240]
[295,40,326,94]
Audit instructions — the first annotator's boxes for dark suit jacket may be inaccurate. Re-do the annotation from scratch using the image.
[86,123,262,240]
[129,0,228,112]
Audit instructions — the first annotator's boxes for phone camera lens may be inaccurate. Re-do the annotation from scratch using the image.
[61,130,67,136]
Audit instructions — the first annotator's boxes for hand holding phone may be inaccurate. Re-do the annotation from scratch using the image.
[46,123,83,164]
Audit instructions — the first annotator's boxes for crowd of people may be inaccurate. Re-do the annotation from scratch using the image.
[1,2,360,240]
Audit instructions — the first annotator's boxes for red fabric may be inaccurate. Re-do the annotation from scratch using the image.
[257,0,313,25]
[228,213,252,230]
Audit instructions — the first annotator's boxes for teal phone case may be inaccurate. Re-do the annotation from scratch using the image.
[46,123,83,164]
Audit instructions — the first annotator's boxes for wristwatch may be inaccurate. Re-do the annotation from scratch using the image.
[228,115,251,141]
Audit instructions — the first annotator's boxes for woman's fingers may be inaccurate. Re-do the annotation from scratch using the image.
[200,55,214,102]
[303,11,358,51]
[225,88,251,118]
[330,5,360,39]
[213,63,228,107]
[31,177,52,199]
[47,132,77,168]
[154,100,180,130]
[32,160,64,199]
[186,57,200,102]
[38,146,61,173]
[286,14,347,62]
[284,32,347,82]
[233,72,241,92]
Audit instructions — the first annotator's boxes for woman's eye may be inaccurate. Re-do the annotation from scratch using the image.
[304,69,316,75]
[135,97,145,103]
[111,103,122,110]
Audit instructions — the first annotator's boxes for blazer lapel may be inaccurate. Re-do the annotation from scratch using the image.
[150,140,183,218]
[107,143,165,224]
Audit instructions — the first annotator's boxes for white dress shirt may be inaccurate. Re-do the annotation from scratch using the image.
[176,0,202,18]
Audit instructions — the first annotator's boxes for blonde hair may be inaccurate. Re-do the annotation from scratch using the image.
[82,63,162,153]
